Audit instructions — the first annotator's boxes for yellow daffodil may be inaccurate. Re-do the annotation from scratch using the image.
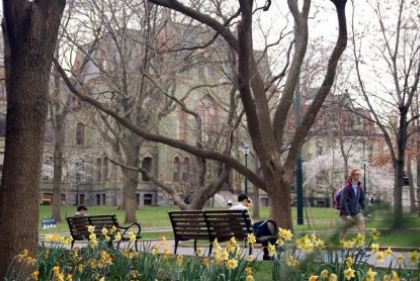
[87,225,95,233]
[277,238,285,246]
[385,247,393,256]
[376,251,385,262]
[244,266,253,275]
[247,233,256,248]
[268,244,276,257]
[355,233,365,247]
[128,231,136,242]
[152,246,160,255]
[343,267,355,280]
[245,276,255,281]
[245,255,253,262]
[409,251,420,264]
[176,255,184,266]
[25,257,37,266]
[53,265,60,275]
[314,238,325,250]
[114,232,122,242]
[163,248,171,259]
[111,225,118,234]
[365,268,377,281]
[17,249,29,262]
[391,271,399,281]
[65,274,73,281]
[203,257,211,267]
[286,256,299,267]
[220,250,229,261]
[278,228,293,241]
[383,275,391,281]
[162,235,167,245]
[77,263,83,272]
[89,239,98,248]
[196,247,204,255]
[320,269,329,279]
[329,273,337,281]
[345,256,353,268]
[225,259,238,270]
[101,227,108,235]
[396,254,404,264]
[370,228,380,240]
[214,252,223,265]
[308,275,318,281]
[31,270,39,280]
[371,243,379,253]
[90,259,97,268]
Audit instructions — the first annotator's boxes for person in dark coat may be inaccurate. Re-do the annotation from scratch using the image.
[340,168,365,239]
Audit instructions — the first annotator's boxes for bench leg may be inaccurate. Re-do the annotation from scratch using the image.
[208,243,213,256]
[174,240,179,254]
[193,239,197,255]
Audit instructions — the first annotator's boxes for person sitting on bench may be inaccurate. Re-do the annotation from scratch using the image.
[229,193,275,260]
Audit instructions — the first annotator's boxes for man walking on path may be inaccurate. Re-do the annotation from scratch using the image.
[340,168,366,239]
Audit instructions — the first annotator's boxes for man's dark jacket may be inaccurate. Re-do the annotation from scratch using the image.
[340,181,365,216]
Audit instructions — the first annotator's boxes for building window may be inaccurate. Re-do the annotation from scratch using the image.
[179,109,187,141]
[173,156,181,182]
[96,158,102,182]
[182,157,190,183]
[144,193,153,205]
[103,157,108,181]
[76,123,85,145]
[142,157,152,182]
[197,95,219,143]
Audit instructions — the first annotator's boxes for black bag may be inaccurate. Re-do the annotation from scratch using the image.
[253,220,271,237]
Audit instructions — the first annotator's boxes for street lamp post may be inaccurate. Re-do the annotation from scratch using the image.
[243,145,249,194]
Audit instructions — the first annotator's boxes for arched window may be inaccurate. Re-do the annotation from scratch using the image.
[142,157,152,182]
[196,95,219,143]
[182,157,190,183]
[76,122,85,145]
[173,156,181,182]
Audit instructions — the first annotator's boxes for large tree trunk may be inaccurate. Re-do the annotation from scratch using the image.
[0,0,65,276]
[122,134,141,223]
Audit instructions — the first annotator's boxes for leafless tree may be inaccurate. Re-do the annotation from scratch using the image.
[0,0,65,276]
[351,0,420,226]
[56,0,348,230]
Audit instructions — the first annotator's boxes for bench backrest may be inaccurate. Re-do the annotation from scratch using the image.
[204,210,252,242]
[168,211,210,241]
[87,215,119,237]
[66,214,119,240]
[67,216,90,240]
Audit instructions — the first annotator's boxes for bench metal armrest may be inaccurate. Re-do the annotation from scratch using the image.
[119,222,142,238]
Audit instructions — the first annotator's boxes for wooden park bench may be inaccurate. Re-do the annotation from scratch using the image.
[66,214,142,250]
[168,209,278,255]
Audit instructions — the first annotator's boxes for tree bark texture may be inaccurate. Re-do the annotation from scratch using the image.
[0,0,65,276]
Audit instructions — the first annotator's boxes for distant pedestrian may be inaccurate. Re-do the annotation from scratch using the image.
[75,204,88,216]
[340,168,365,239]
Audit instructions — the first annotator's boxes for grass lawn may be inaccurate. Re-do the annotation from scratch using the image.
[39,205,420,248]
